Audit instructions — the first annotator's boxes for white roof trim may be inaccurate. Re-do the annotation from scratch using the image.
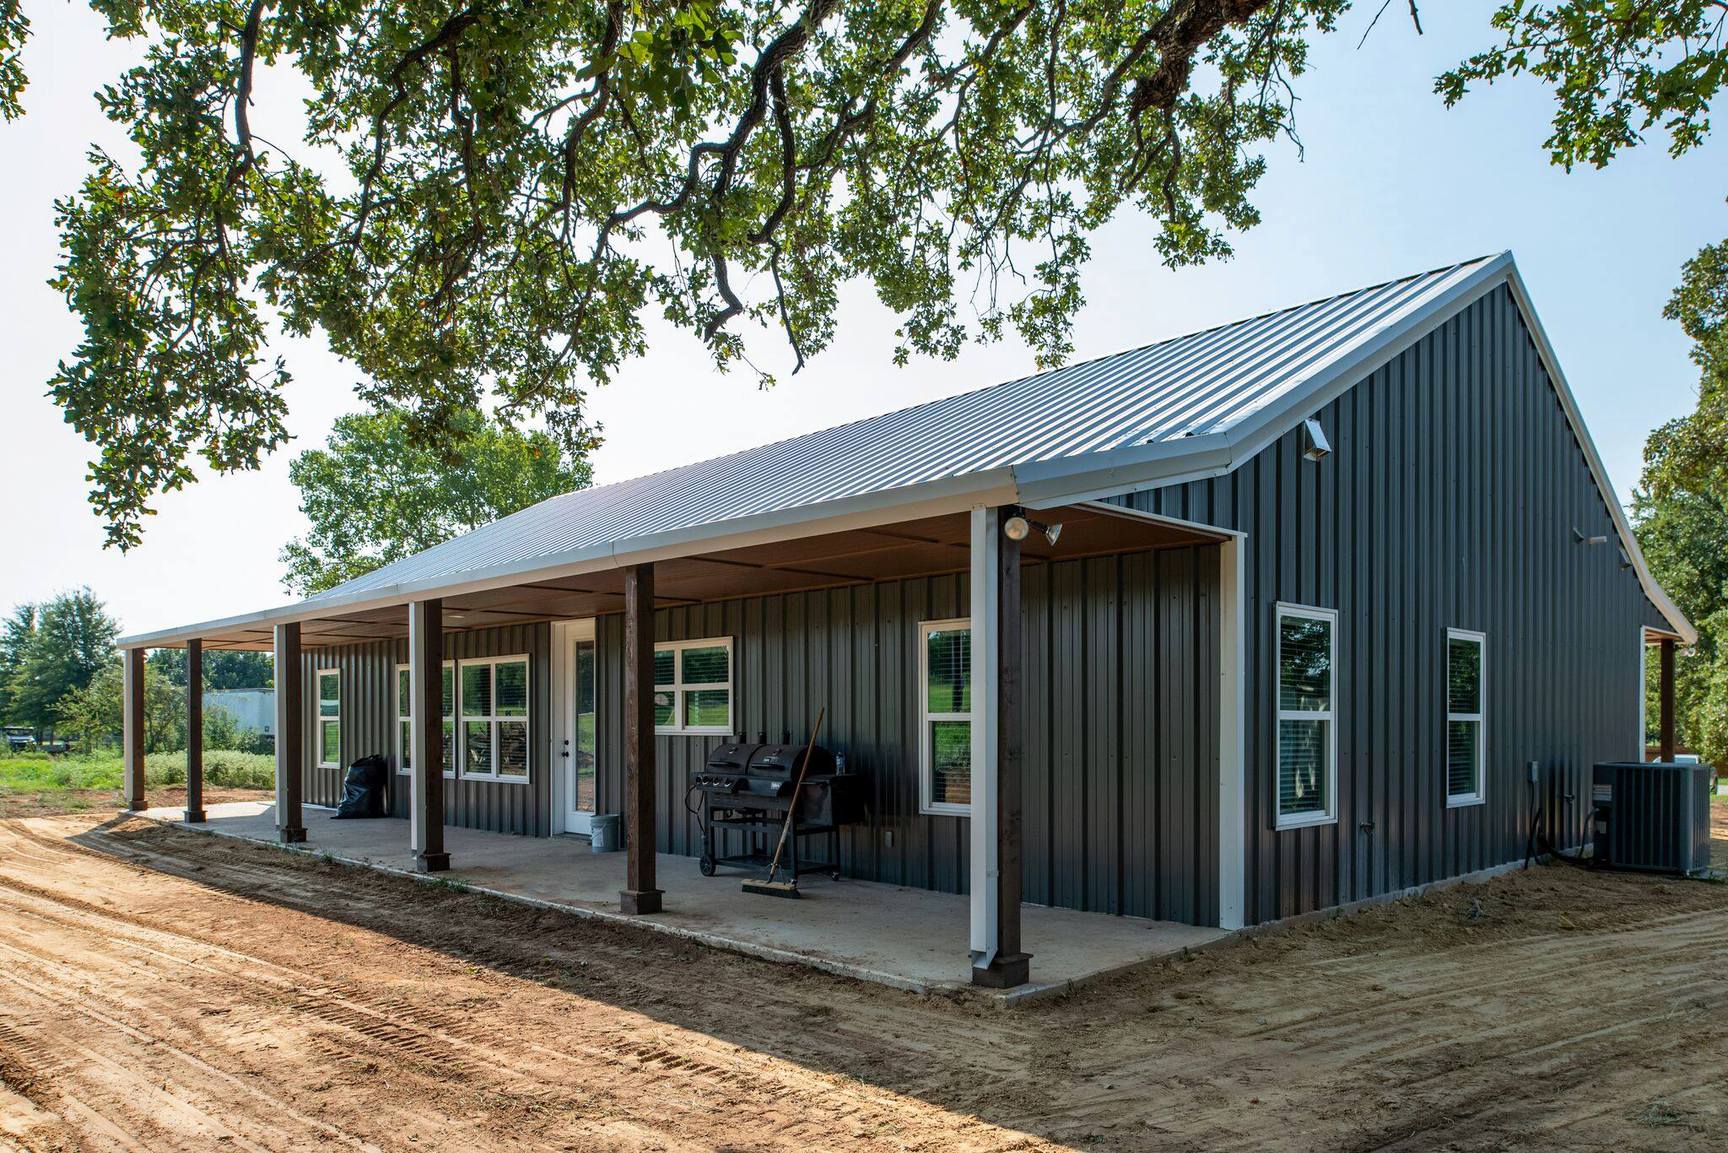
[117,469,1018,649]
[119,252,1692,648]
[1019,254,1694,645]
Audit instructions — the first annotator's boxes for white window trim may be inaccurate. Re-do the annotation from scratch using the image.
[654,637,734,736]
[394,661,455,778]
[458,654,532,783]
[1446,628,1487,808]
[1274,603,1338,831]
[315,668,341,769]
[919,617,973,817]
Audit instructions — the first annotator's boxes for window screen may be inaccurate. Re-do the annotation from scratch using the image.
[395,663,454,775]
[317,670,340,767]
[1275,607,1335,826]
[1447,632,1485,803]
[459,657,530,779]
[653,638,733,733]
[920,620,973,813]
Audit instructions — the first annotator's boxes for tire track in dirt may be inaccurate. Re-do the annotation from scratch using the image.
[7,811,1728,1152]
[0,865,942,1147]
[0,818,1056,1153]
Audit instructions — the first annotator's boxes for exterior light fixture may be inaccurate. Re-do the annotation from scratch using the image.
[1002,512,1063,547]
[1301,417,1331,462]
[1572,528,1608,546]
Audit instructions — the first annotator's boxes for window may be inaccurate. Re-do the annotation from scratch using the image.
[653,638,733,734]
[316,669,341,768]
[1275,604,1336,829]
[919,619,972,815]
[460,656,530,780]
[1447,629,1486,806]
[394,662,455,776]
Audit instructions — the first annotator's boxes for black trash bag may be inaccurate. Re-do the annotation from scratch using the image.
[333,753,389,819]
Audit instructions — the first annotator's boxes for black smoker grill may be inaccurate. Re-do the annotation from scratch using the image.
[690,742,865,882]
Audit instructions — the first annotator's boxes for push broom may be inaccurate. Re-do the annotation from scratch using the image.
[742,706,826,899]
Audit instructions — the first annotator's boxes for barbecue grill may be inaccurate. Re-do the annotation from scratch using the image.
[689,741,865,882]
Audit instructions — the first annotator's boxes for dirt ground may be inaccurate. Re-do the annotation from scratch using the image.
[1,811,1725,1152]
[0,787,273,821]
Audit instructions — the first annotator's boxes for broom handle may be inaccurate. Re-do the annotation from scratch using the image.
[765,707,826,882]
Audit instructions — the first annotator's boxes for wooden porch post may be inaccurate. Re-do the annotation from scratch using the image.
[1659,637,1676,762]
[972,506,1030,989]
[122,647,146,811]
[620,563,663,914]
[409,599,450,872]
[273,622,306,843]
[184,639,206,823]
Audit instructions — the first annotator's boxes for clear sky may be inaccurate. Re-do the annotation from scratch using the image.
[1,2,1722,638]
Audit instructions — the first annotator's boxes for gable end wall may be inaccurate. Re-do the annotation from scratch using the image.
[1117,284,1649,923]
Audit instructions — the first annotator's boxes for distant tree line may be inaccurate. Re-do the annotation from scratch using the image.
[1633,243,1728,769]
[0,588,271,752]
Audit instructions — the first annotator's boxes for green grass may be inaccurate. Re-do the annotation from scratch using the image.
[0,746,277,803]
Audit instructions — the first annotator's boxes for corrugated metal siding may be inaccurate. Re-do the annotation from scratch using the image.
[311,261,1495,601]
[592,548,1220,921]
[301,622,552,836]
[299,644,394,811]
[1122,285,1647,923]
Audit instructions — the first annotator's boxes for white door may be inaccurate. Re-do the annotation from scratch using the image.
[562,619,599,835]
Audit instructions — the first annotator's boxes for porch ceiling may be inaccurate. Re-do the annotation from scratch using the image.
[191,503,1226,651]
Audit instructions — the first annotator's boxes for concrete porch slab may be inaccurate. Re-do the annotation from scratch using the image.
[136,803,1229,1000]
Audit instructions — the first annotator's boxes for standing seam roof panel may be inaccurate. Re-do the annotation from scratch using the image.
[310,258,1497,601]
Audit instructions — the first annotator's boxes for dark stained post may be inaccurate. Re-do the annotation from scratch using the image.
[184,639,206,822]
[1659,637,1676,763]
[273,622,307,843]
[620,563,662,914]
[409,599,450,872]
[973,509,1029,988]
[122,647,146,811]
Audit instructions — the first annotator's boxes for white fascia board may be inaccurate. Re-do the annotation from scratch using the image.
[1013,252,1695,646]
[1070,499,1244,540]
[120,252,1692,652]
[117,467,1020,649]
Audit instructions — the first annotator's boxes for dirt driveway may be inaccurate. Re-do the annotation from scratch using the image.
[1,812,1724,1152]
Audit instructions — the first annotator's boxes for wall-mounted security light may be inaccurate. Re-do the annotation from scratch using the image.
[1301,417,1331,462]
[1003,513,1063,547]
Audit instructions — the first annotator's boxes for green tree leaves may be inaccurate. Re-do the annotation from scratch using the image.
[44,0,1348,549]
[1634,239,1728,765]
[0,0,28,120]
[0,590,121,733]
[1439,1,1727,168]
[279,406,594,596]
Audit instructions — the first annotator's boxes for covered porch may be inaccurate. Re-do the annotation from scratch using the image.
[138,800,1230,999]
[117,498,1244,990]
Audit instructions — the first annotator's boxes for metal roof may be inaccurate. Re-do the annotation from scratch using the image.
[118,252,1695,647]
[313,255,1501,598]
